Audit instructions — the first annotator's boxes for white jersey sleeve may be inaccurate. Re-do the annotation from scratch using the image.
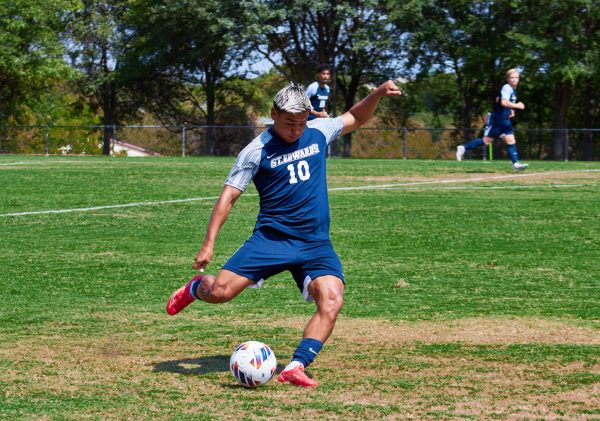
[224,132,269,191]
[305,82,319,99]
[307,116,344,145]
[500,84,513,101]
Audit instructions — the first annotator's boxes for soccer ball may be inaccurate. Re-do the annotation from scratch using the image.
[230,341,277,387]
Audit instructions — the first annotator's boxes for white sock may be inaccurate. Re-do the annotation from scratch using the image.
[284,361,303,371]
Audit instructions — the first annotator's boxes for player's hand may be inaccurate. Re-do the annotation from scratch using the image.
[516,102,525,110]
[377,80,402,97]
[192,246,213,272]
[509,110,516,118]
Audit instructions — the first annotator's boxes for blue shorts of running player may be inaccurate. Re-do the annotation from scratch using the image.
[222,228,345,302]
[484,119,513,138]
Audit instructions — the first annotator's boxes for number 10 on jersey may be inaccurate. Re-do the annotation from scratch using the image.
[287,160,311,184]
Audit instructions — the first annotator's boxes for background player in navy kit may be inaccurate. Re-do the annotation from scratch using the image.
[456,69,529,173]
[167,80,401,387]
[306,63,331,120]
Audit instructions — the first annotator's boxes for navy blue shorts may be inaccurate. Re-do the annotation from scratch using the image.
[223,228,344,301]
[484,119,513,138]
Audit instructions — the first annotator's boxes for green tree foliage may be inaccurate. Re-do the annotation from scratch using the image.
[3,0,600,159]
[252,0,403,156]
[391,1,514,139]
[509,0,600,159]
[393,0,600,159]
[0,0,75,124]
[247,0,340,84]
[379,73,458,130]
[66,0,132,155]
[118,0,256,155]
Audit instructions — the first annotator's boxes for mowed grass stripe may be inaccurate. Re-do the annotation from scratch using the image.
[2,167,598,217]
[0,156,598,419]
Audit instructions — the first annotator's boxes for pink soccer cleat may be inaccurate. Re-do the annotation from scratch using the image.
[277,365,318,388]
[166,274,203,315]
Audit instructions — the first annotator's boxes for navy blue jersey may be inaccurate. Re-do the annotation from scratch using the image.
[492,83,517,123]
[225,117,343,241]
[306,82,330,113]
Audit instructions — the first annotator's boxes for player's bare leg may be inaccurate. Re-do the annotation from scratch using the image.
[303,276,345,342]
[278,276,344,387]
[196,270,253,303]
[166,270,253,314]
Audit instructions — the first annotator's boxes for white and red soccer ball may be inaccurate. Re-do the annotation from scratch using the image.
[230,341,277,387]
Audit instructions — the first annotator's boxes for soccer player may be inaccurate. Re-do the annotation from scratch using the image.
[456,68,529,173]
[167,80,401,387]
[306,63,331,120]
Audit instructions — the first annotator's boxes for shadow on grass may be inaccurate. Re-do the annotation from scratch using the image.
[153,355,229,375]
[153,355,287,378]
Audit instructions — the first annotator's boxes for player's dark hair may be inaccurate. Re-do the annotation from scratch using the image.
[316,63,330,73]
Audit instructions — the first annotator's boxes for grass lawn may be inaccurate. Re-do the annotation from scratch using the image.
[1,155,599,419]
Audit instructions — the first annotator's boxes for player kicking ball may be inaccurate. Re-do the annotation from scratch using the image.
[456,68,529,173]
[167,80,401,387]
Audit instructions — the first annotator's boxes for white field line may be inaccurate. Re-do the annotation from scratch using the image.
[0,162,38,167]
[1,169,599,218]
[0,196,223,217]
[388,184,584,191]
[0,160,87,167]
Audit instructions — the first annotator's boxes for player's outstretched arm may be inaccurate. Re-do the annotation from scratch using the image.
[501,99,525,110]
[340,80,401,135]
[193,185,242,272]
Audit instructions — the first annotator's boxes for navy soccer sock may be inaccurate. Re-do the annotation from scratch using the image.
[464,138,485,151]
[506,143,519,163]
[189,277,202,300]
[291,338,323,368]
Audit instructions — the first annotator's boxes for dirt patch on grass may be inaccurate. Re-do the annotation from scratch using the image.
[268,316,600,346]
[1,315,598,420]
[331,169,600,187]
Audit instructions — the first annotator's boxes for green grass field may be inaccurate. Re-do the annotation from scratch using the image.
[1,155,599,419]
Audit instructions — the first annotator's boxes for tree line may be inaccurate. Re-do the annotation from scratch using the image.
[1,0,599,159]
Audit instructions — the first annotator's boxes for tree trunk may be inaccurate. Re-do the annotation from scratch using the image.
[454,67,473,142]
[101,91,114,156]
[339,73,361,158]
[461,97,473,142]
[553,82,570,160]
[101,45,115,156]
[328,133,340,157]
[342,133,352,157]
[584,84,594,161]
[204,67,216,156]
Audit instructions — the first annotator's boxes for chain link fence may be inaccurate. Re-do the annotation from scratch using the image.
[0,124,598,160]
